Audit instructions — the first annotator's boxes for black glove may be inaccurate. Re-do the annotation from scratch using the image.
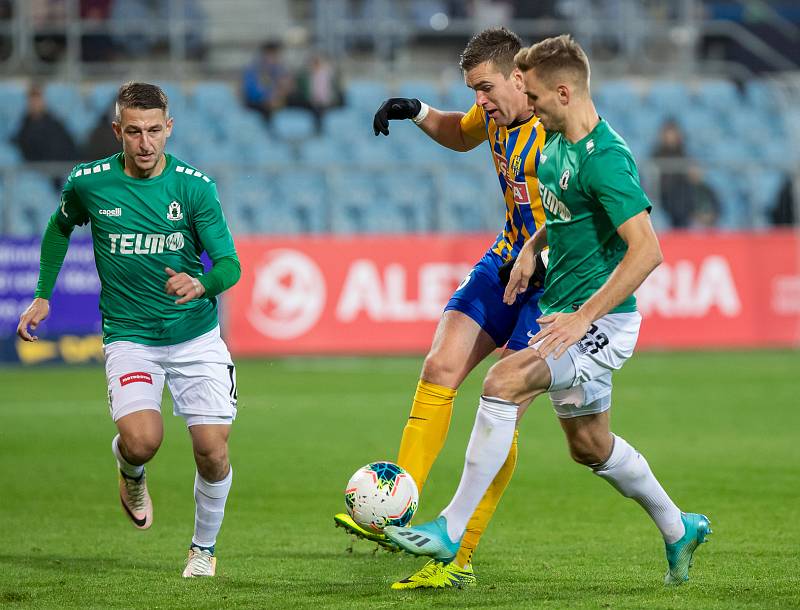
[498,253,547,290]
[373,98,422,136]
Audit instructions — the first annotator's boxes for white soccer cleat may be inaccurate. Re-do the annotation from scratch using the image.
[182,546,217,578]
[118,469,153,530]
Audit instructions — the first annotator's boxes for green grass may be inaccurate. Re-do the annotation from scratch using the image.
[1,351,799,609]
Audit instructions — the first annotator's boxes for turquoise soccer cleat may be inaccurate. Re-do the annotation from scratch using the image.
[384,515,461,563]
[664,512,712,585]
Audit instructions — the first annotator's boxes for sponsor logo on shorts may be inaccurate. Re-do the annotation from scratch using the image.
[120,372,153,386]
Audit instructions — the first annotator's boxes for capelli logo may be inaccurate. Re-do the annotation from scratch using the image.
[99,208,122,217]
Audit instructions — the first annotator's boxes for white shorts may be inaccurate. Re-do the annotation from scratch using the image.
[104,326,238,426]
[535,312,641,419]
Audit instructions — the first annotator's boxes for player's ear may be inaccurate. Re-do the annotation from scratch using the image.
[557,84,570,105]
[510,68,524,91]
[111,121,122,142]
[165,116,174,137]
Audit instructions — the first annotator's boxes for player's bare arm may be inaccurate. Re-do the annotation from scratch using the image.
[17,297,50,341]
[532,211,662,358]
[372,98,482,151]
[416,107,483,151]
[503,226,548,305]
[165,267,206,305]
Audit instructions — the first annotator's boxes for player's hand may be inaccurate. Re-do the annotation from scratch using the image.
[529,311,591,360]
[17,298,50,342]
[165,267,205,304]
[373,98,422,136]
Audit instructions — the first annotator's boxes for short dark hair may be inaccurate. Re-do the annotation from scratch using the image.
[115,82,169,121]
[514,35,591,90]
[459,27,523,77]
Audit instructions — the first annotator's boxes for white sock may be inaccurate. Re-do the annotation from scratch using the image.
[112,434,144,479]
[440,396,518,541]
[192,467,233,549]
[593,435,685,543]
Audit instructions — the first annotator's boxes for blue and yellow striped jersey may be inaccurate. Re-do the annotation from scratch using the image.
[461,105,546,261]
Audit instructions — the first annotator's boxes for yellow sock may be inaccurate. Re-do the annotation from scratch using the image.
[455,428,519,568]
[396,379,456,493]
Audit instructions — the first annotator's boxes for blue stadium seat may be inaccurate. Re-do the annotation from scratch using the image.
[436,169,495,232]
[322,107,363,136]
[705,169,745,230]
[329,174,381,233]
[0,141,21,167]
[0,81,27,140]
[643,80,689,114]
[745,80,781,113]
[396,79,445,109]
[88,82,119,116]
[8,171,60,236]
[446,79,475,111]
[695,79,741,110]
[594,80,641,117]
[219,173,279,234]
[271,108,317,142]
[297,138,349,164]
[192,81,240,113]
[377,171,435,232]
[273,169,329,233]
[345,80,389,112]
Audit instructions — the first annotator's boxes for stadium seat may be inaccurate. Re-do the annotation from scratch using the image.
[695,79,741,111]
[7,171,60,236]
[297,138,349,164]
[643,80,689,114]
[396,79,445,109]
[271,108,317,142]
[273,169,329,233]
[594,80,641,117]
[0,140,21,167]
[377,171,436,232]
[345,80,389,112]
[446,79,475,111]
[436,169,495,232]
[322,108,364,137]
[87,82,119,116]
[0,81,28,139]
[329,174,381,233]
[191,81,240,113]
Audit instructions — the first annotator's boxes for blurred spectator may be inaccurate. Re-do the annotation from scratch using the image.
[14,84,78,162]
[31,0,67,63]
[652,118,719,229]
[82,103,119,161]
[81,0,114,62]
[769,175,796,226]
[288,52,345,133]
[242,41,294,124]
[156,0,206,59]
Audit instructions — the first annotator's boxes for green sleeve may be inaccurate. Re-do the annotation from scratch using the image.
[199,255,241,299]
[192,181,241,298]
[34,213,74,299]
[583,148,652,228]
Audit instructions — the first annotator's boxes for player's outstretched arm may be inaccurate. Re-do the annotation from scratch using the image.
[17,298,50,341]
[373,98,481,152]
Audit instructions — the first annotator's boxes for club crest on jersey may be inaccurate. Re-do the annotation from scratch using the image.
[167,201,183,221]
[559,169,571,190]
[510,154,522,178]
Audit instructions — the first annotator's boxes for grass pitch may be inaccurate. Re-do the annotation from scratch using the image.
[1,350,799,609]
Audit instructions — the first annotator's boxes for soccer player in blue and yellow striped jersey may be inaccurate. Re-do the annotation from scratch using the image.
[335,27,547,589]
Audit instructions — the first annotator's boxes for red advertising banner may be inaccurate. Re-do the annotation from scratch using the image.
[225,231,800,356]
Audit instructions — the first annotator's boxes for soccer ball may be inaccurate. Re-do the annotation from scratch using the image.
[344,461,418,533]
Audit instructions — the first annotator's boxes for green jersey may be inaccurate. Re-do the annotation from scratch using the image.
[55,153,237,345]
[537,119,651,315]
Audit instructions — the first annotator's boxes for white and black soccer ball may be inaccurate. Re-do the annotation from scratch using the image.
[344,461,418,533]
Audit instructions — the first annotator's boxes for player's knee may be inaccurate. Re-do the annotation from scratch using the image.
[483,359,544,404]
[194,443,228,479]
[420,351,461,387]
[121,432,161,464]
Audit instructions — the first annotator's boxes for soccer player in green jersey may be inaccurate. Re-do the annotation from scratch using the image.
[385,35,711,586]
[16,82,241,578]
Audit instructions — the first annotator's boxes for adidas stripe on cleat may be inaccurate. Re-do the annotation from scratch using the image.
[384,515,460,563]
